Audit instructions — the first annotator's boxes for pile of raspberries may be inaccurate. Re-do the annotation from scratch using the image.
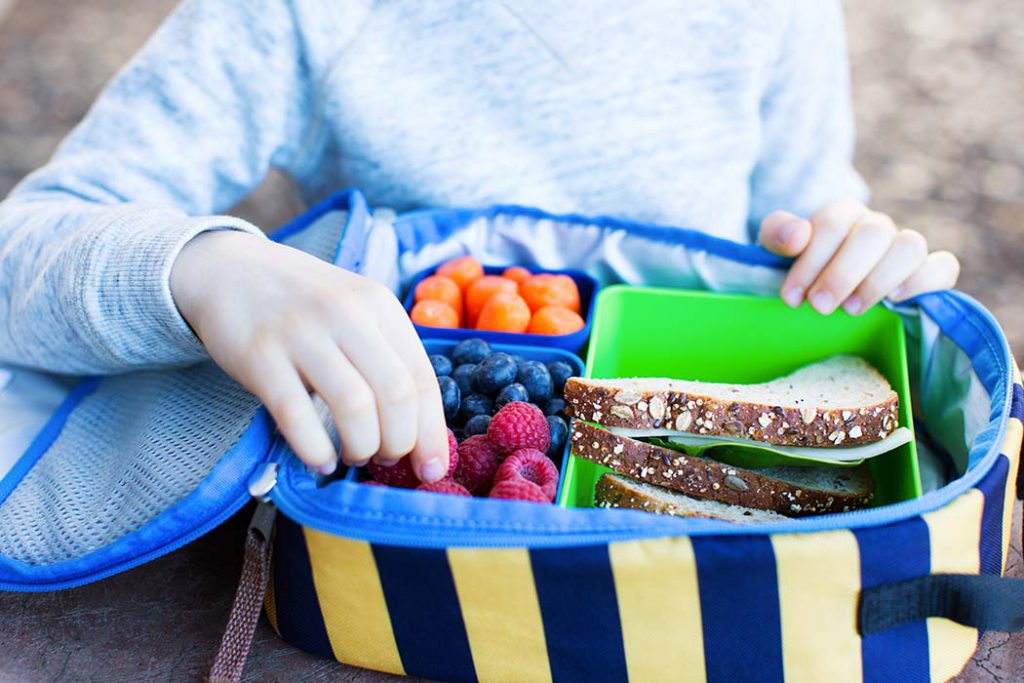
[365,402,559,503]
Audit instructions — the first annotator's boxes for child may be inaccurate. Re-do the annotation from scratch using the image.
[0,1,959,484]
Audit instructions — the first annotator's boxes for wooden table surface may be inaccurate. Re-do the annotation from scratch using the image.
[1,502,1020,682]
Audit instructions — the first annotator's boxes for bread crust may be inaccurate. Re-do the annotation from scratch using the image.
[564,378,899,447]
[571,422,874,516]
[595,474,786,522]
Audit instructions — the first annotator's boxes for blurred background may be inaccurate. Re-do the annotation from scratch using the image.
[1,0,1022,359]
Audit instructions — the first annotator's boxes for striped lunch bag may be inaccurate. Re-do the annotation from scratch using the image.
[0,190,1021,683]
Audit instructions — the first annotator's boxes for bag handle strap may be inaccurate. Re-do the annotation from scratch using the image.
[207,502,277,683]
[859,573,1024,636]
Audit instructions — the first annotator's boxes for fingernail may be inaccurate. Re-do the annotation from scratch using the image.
[889,285,905,301]
[810,290,836,314]
[843,295,863,316]
[317,459,337,476]
[776,220,803,248]
[420,458,446,483]
[782,286,804,308]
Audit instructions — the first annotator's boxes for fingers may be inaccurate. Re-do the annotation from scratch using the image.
[889,251,961,302]
[804,211,897,314]
[780,200,869,308]
[758,211,813,257]
[335,324,423,462]
[247,345,338,474]
[843,230,929,314]
[376,301,450,483]
[291,333,381,467]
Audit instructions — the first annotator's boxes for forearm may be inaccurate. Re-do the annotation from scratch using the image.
[0,194,263,374]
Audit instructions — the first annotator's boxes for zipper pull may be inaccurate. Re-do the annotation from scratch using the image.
[247,462,278,503]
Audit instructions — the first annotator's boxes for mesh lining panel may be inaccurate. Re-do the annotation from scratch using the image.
[0,210,350,566]
[0,364,259,565]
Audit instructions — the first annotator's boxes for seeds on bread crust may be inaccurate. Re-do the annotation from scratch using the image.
[563,379,898,447]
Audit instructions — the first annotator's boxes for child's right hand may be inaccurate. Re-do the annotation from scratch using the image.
[169,230,450,482]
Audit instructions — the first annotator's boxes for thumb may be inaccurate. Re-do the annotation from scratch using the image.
[758,211,813,257]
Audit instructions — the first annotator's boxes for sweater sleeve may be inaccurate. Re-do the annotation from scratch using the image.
[746,1,869,234]
[0,0,326,374]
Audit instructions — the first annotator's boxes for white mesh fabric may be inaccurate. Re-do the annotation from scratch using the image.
[0,210,350,567]
[0,364,260,565]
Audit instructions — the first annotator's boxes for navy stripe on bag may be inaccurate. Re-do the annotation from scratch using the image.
[373,545,477,683]
[271,516,334,659]
[691,535,784,683]
[530,545,628,683]
[855,518,931,682]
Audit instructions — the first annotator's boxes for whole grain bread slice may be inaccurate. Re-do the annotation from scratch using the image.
[564,355,899,447]
[596,473,787,523]
[571,421,874,516]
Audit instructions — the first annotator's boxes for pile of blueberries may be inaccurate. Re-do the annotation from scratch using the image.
[431,338,575,460]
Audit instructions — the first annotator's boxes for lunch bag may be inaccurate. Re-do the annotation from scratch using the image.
[0,189,1021,683]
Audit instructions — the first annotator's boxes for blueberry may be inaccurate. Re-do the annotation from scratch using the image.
[515,360,553,403]
[472,352,518,395]
[451,363,477,396]
[546,361,576,394]
[429,354,453,377]
[511,354,527,366]
[495,382,530,409]
[546,415,568,459]
[459,393,494,422]
[438,376,461,422]
[543,397,567,417]
[464,414,492,437]
[452,338,491,366]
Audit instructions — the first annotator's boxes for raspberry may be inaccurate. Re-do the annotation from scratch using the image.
[365,457,418,488]
[493,448,559,501]
[417,480,471,496]
[367,429,458,488]
[489,479,550,503]
[487,402,550,455]
[454,435,502,494]
[445,428,460,478]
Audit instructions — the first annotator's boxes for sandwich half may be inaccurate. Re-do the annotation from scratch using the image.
[566,355,897,517]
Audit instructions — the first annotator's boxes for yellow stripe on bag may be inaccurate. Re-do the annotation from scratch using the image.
[608,537,705,683]
[447,547,551,683]
[772,530,861,683]
[923,487,984,683]
[1001,361,1023,574]
[303,529,405,675]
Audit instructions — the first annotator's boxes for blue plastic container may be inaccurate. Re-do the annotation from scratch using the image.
[346,339,584,498]
[402,264,598,353]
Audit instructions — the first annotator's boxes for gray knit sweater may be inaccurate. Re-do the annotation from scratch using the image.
[0,0,865,374]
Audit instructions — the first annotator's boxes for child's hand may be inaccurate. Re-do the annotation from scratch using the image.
[758,199,960,315]
[170,231,449,481]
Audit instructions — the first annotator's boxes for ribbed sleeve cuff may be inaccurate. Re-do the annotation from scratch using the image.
[82,205,266,368]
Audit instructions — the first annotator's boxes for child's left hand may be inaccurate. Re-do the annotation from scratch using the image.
[758,199,960,315]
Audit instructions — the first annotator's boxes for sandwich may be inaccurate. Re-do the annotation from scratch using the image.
[566,355,910,520]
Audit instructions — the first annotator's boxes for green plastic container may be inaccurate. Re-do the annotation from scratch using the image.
[557,286,920,510]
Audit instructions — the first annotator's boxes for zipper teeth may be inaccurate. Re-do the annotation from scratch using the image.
[269,289,1016,548]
